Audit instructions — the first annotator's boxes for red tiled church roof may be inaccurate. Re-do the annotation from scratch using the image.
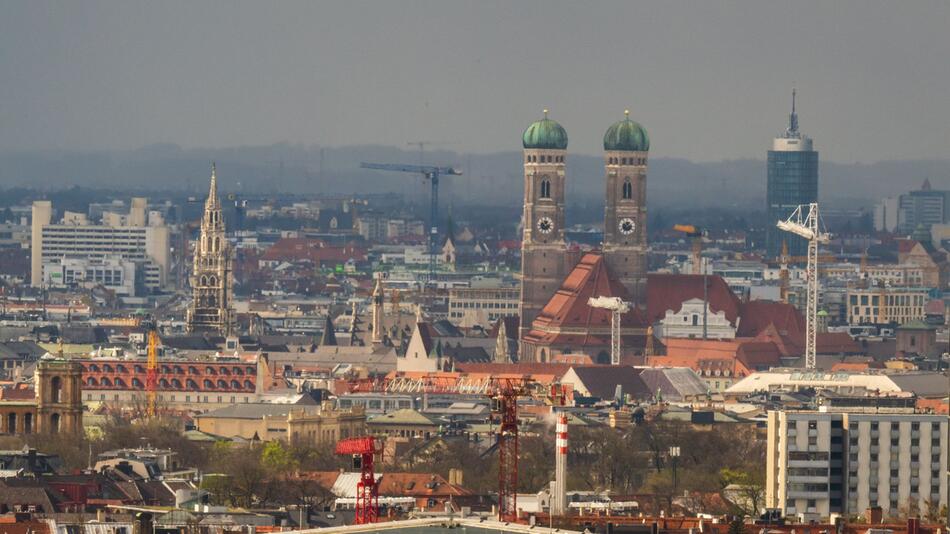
[533,253,645,329]
[523,253,646,347]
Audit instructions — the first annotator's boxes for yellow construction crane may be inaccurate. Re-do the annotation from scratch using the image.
[673,224,705,275]
[146,330,159,418]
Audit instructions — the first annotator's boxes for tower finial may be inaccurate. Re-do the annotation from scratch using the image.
[624,109,630,119]
[543,109,549,119]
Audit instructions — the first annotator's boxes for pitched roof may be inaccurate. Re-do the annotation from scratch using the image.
[896,239,920,254]
[815,332,863,354]
[637,367,709,401]
[736,300,804,339]
[524,253,646,346]
[454,362,573,377]
[646,274,740,325]
[566,365,650,400]
[194,403,322,420]
[367,409,441,426]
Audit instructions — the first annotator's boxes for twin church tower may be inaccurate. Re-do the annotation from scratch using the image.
[519,110,650,332]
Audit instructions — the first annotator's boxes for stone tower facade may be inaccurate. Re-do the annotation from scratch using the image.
[186,164,236,335]
[519,112,569,337]
[602,111,650,305]
[34,357,83,434]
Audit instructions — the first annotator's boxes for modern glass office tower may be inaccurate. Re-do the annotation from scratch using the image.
[766,90,819,259]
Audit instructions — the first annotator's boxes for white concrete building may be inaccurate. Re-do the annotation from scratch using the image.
[31,199,170,291]
[447,287,519,327]
[766,410,948,519]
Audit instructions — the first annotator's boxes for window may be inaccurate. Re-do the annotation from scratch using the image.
[622,179,633,200]
[540,179,551,198]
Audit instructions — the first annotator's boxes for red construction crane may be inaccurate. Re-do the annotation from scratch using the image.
[335,436,379,524]
[344,374,556,523]
[490,378,533,522]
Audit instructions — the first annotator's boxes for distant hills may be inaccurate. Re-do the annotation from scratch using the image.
[0,143,947,210]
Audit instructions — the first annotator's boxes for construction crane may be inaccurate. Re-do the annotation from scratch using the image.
[672,224,706,275]
[348,374,549,522]
[146,329,159,418]
[776,202,830,369]
[672,224,711,338]
[360,162,463,284]
[587,297,631,365]
[335,436,379,524]
[490,377,533,522]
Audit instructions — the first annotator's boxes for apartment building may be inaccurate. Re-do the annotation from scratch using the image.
[31,199,170,292]
[766,409,948,519]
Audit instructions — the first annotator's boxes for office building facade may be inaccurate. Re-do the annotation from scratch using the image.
[898,180,950,235]
[767,410,948,519]
[766,90,819,259]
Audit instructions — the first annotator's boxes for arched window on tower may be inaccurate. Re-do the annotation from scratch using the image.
[50,376,63,403]
[622,179,633,200]
[540,178,551,199]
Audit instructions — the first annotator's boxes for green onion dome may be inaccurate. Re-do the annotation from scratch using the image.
[522,110,568,150]
[604,110,649,152]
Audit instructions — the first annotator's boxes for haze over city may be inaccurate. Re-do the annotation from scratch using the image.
[2,1,950,162]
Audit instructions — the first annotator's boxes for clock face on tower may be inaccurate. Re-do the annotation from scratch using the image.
[537,217,554,234]
[618,217,636,235]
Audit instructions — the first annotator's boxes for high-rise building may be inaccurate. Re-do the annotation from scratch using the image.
[519,111,569,337]
[30,198,170,292]
[186,164,236,335]
[766,409,948,519]
[602,110,649,305]
[897,179,950,235]
[766,90,818,259]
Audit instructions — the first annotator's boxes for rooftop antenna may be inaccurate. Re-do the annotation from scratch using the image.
[787,86,799,136]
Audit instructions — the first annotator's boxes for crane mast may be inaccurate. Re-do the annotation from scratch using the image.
[776,202,829,370]
[587,296,631,365]
[360,162,462,285]
[335,437,379,524]
[146,330,159,417]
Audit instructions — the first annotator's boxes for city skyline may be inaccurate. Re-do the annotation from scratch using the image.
[2,1,950,164]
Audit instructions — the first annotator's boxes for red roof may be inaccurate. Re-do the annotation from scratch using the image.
[646,274,740,325]
[896,239,920,254]
[524,253,646,346]
[453,362,573,377]
[0,383,35,401]
[816,332,863,354]
[736,300,804,339]
[261,237,366,263]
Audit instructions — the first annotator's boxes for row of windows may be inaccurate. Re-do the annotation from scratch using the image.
[607,156,646,165]
[87,392,250,403]
[85,363,253,375]
[86,376,254,390]
[525,154,564,163]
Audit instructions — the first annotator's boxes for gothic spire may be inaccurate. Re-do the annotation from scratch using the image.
[206,162,219,208]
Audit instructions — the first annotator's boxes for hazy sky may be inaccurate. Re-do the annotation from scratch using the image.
[2,1,949,162]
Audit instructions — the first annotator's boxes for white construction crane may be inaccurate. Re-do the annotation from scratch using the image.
[776,202,830,370]
[587,296,631,365]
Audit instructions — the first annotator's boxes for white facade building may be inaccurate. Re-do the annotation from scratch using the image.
[657,297,735,339]
[767,410,948,519]
[31,199,170,291]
